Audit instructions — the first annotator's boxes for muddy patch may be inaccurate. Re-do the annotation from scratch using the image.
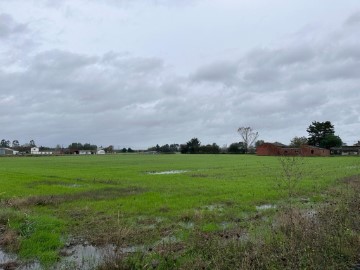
[5,187,145,208]
[58,244,116,269]
[147,170,188,175]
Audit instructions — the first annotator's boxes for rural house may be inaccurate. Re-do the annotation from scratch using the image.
[256,143,330,157]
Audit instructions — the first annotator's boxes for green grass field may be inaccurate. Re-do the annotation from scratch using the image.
[0,154,359,269]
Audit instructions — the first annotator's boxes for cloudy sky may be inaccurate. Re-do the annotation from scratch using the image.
[1,0,360,149]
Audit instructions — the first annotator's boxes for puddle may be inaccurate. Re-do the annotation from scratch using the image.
[66,184,83,188]
[57,244,116,269]
[179,222,194,229]
[0,249,40,270]
[119,245,146,253]
[147,170,188,175]
[256,204,276,211]
[0,249,16,264]
[202,204,224,212]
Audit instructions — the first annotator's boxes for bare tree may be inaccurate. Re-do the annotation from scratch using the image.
[237,127,259,154]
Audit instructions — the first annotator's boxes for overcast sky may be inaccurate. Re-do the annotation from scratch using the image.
[1,0,360,149]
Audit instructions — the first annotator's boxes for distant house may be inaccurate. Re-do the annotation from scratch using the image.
[256,143,330,157]
[97,149,105,155]
[78,150,95,155]
[331,146,360,156]
[31,147,53,155]
[0,148,18,155]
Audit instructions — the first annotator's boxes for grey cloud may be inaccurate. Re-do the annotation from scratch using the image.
[2,6,360,147]
[0,13,28,39]
[190,61,239,85]
[344,11,360,26]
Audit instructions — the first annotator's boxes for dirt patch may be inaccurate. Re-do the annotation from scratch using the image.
[0,230,19,251]
[5,187,146,208]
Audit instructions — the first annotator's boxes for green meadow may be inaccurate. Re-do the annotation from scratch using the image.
[0,154,359,269]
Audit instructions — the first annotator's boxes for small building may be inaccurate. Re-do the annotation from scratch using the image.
[0,148,17,155]
[78,150,95,155]
[256,143,330,157]
[31,147,53,155]
[97,149,105,155]
[331,146,360,156]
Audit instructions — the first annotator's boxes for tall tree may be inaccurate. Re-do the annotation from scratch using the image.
[228,142,245,154]
[289,136,308,148]
[29,140,36,147]
[186,138,201,154]
[237,127,259,154]
[12,140,20,148]
[307,121,339,148]
[1,139,9,147]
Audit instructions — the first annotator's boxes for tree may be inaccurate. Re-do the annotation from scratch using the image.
[199,143,220,154]
[12,140,20,148]
[121,148,127,153]
[307,121,341,149]
[228,142,245,154]
[1,139,9,147]
[320,134,342,149]
[29,140,36,147]
[255,140,265,148]
[186,138,201,154]
[237,127,259,154]
[127,147,134,153]
[105,145,114,153]
[289,136,308,148]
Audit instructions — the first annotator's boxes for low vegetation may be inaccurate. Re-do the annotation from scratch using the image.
[0,154,359,269]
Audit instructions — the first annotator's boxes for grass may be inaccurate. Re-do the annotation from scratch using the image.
[0,154,359,269]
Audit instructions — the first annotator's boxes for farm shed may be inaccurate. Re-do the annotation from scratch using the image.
[331,146,360,156]
[256,143,330,157]
[0,148,16,155]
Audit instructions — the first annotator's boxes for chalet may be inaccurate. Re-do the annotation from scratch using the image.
[256,143,330,157]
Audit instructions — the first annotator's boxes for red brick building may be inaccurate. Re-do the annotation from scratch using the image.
[256,143,330,157]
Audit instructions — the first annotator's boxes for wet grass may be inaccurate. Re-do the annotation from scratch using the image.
[0,154,359,268]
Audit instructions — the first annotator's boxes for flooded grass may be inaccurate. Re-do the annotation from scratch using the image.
[0,155,359,268]
[147,170,188,175]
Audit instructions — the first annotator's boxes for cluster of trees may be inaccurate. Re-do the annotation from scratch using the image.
[1,139,37,152]
[1,121,345,156]
[120,148,135,153]
[1,139,36,148]
[180,138,220,154]
[68,142,98,150]
[288,121,343,149]
[148,144,180,153]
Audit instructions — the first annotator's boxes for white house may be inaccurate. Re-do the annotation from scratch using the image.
[97,149,105,155]
[31,147,53,155]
